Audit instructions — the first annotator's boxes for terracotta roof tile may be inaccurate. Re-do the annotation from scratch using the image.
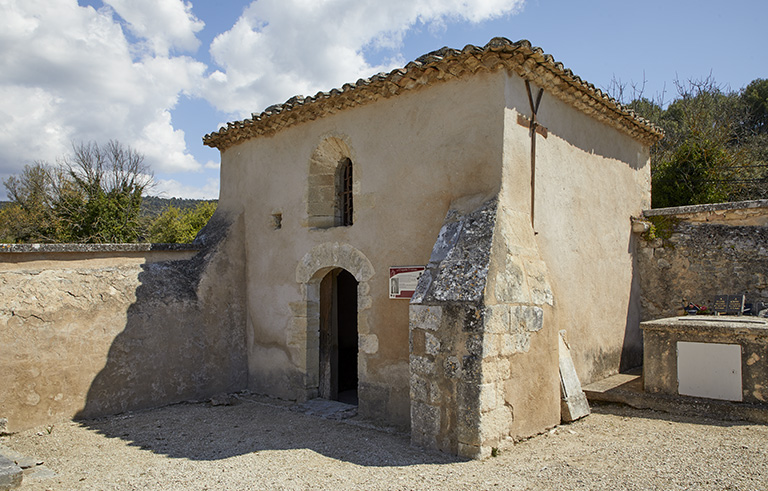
[203,37,663,151]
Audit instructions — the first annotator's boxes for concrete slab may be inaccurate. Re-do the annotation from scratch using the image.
[584,370,768,424]
[0,454,22,491]
[293,398,358,420]
[559,332,590,422]
[0,447,25,467]
[0,445,54,485]
[22,465,56,481]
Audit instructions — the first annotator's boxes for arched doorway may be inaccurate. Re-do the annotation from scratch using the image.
[319,268,358,404]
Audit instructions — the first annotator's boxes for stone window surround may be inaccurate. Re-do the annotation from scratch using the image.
[307,136,355,229]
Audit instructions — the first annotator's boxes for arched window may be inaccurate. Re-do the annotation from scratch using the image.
[337,158,353,227]
[307,137,353,229]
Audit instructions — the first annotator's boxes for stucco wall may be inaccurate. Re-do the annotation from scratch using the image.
[638,201,768,321]
[501,74,651,384]
[219,71,508,427]
[0,214,248,432]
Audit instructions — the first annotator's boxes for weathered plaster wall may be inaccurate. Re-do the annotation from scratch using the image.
[485,204,559,440]
[0,214,248,432]
[501,74,651,384]
[637,202,768,321]
[220,71,508,427]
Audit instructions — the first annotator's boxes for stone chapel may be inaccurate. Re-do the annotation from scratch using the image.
[202,37,662,458]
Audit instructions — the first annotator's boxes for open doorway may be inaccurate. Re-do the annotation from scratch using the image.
[319,268,358,405]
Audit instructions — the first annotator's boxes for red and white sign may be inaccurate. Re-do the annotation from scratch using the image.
[389,266,425,299]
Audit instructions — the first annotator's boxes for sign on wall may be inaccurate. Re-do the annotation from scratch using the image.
[389,266,425,299]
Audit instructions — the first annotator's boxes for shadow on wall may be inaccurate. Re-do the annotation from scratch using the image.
[75,213,248,420]
[620,233,644,372]
[506,79,650,171]
[79,395,460,466]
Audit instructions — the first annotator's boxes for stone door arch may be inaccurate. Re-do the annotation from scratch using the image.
[295,243,375,401]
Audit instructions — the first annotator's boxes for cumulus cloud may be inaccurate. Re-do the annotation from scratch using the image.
[0,0,525,200]
[103,0,204,56]
[203,0,525,115]
[0,0,206,187]
[135,109,201,172]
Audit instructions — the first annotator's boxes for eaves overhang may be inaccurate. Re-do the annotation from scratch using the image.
[203,37,664,151]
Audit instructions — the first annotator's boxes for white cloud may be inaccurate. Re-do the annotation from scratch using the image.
[0,0,525,201]
[135,109,201,173]
[154,177,220,199]
[0,85,70,167]
[0,0,206,184]
[203,0,525,115]
[103,0,204,56]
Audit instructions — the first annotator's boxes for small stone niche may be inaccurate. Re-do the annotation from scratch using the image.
[271,213,282,230]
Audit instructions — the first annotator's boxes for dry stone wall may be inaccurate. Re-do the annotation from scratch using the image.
[637,201,768,320]
[0,213,248,432]
[409,198,497,459]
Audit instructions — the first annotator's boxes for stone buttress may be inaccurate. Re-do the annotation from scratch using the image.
[409,195,559,459]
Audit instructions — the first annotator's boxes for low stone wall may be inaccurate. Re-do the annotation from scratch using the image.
[0,213,248,432]
[644,199,768,227]
[637,200,768,321]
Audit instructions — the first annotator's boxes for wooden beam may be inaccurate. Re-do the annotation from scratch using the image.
[524,80,546,229]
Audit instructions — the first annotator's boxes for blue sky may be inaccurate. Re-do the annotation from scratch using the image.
[1,0,765,200]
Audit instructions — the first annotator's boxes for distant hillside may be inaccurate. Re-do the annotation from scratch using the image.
[141,196,218,218]
[1,197,217,217]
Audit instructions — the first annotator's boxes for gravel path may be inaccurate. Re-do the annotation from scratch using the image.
[3,394,768,490]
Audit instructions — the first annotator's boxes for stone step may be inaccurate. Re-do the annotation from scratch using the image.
[0,454,22,491]
[584,369,768,424]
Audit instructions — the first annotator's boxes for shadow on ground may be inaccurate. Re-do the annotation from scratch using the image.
[77,395,461,467]
[590,400,764,429]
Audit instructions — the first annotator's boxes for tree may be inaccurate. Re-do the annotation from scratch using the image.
[652,78,744,207]
[0,202,34,243]
[148,201,217,243]
[2,162,60,242]
[651,139,732,208]
[1,141,153,243]
[732,79,768,201]
[628,76,766,207]
[54,141,153,242]
[742,78,768,134]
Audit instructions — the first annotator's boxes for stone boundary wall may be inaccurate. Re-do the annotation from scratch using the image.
[0,242,198,254]
[0,214,248,432]
[637,200,768,321]
[643,199,768,227]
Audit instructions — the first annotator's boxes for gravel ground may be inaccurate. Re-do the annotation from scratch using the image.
[3,394,768,490]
